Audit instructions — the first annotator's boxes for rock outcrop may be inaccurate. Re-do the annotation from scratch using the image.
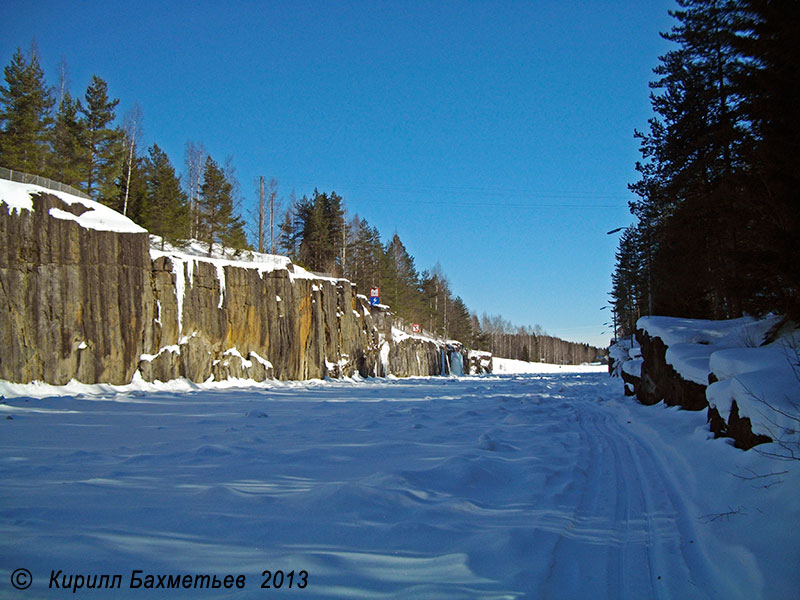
[634,329,708,410]
[138,253,386,382]
[609,316,786,450]
[1,192,151,384]
[1,187,477,386]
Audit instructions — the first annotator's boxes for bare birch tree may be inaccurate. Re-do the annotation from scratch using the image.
[184,140,207,238]
[121,103,143,216]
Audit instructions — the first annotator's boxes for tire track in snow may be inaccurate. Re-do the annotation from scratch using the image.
[607,407,759,599]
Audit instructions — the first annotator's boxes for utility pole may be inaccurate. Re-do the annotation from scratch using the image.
[269,179,275,254]
[258,176,265,253]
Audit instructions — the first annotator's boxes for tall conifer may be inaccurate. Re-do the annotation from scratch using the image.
[0,46,53,174]
[81,75,122,203]
[144,144,189,249]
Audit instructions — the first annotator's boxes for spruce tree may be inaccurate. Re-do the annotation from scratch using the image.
[144,144,189,248]
[0,46,54,175]
[295,190,344,273]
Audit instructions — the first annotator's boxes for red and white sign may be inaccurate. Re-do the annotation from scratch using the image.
[411,323,421,334]
[369,287,380,298]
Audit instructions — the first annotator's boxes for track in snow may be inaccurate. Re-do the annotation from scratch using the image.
[0,373,757,598]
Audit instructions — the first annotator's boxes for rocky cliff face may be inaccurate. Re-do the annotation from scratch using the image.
[139,253,390,383]
[1,192,151,384]
[1,188,469,386]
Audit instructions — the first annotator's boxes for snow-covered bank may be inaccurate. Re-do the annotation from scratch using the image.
[1,374,798,598]
[0,177,145,233]
[611,314,800,453]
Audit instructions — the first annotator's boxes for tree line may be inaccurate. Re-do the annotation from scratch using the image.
[478,316,602,365]
[612,0,799,336]
[275,190,603,360]
[0,44,603,360]
[0,45,246,253]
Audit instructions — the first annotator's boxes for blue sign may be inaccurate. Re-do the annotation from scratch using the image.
[369,296,380,306]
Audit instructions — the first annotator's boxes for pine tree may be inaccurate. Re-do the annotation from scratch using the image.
[197,156,235,256]
[49,91,87,187]
[81,75,122,203]
[0,46,54,174]
[344,215,384,294]
[144,144,189,248]
[623,0,764,320]
[379,233,422,322]
[734,0,800,319]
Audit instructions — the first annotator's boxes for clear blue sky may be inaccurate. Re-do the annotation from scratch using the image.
[2,0,677,349]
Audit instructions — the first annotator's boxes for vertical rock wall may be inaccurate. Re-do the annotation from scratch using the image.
[139,255,388,382]
[1,193,151,384]
[1,191,460,385]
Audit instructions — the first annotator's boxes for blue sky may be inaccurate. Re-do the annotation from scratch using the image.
[2,0,677,349]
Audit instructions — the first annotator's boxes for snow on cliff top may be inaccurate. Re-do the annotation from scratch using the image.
[0,178,146,234]
[637,314,783,385]
[149,235,342,282]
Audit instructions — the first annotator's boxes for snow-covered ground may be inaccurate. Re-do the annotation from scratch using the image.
[2,373,798,598]
[492,357,607,374]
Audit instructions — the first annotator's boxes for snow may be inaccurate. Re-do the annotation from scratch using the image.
[215,263,226,309]
[171,259,185,336]
[706,331,800,444]
[638,315,781,349]
[391,325,438,345]
[139,345,180,363]
[0,178,146,233]
[223,347,251,369]
[622,357,643,378]
[1,373,798,598]
[634,315,800,449]
[638,314,783,386]
[249,351,273,369]
[148,237,331,290]
[492,357,607,374]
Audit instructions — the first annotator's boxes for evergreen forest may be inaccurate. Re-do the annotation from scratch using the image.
[612,0,799,336]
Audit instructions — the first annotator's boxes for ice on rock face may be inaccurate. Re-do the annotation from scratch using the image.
[172,258,185,336]
[215,263,226,308]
